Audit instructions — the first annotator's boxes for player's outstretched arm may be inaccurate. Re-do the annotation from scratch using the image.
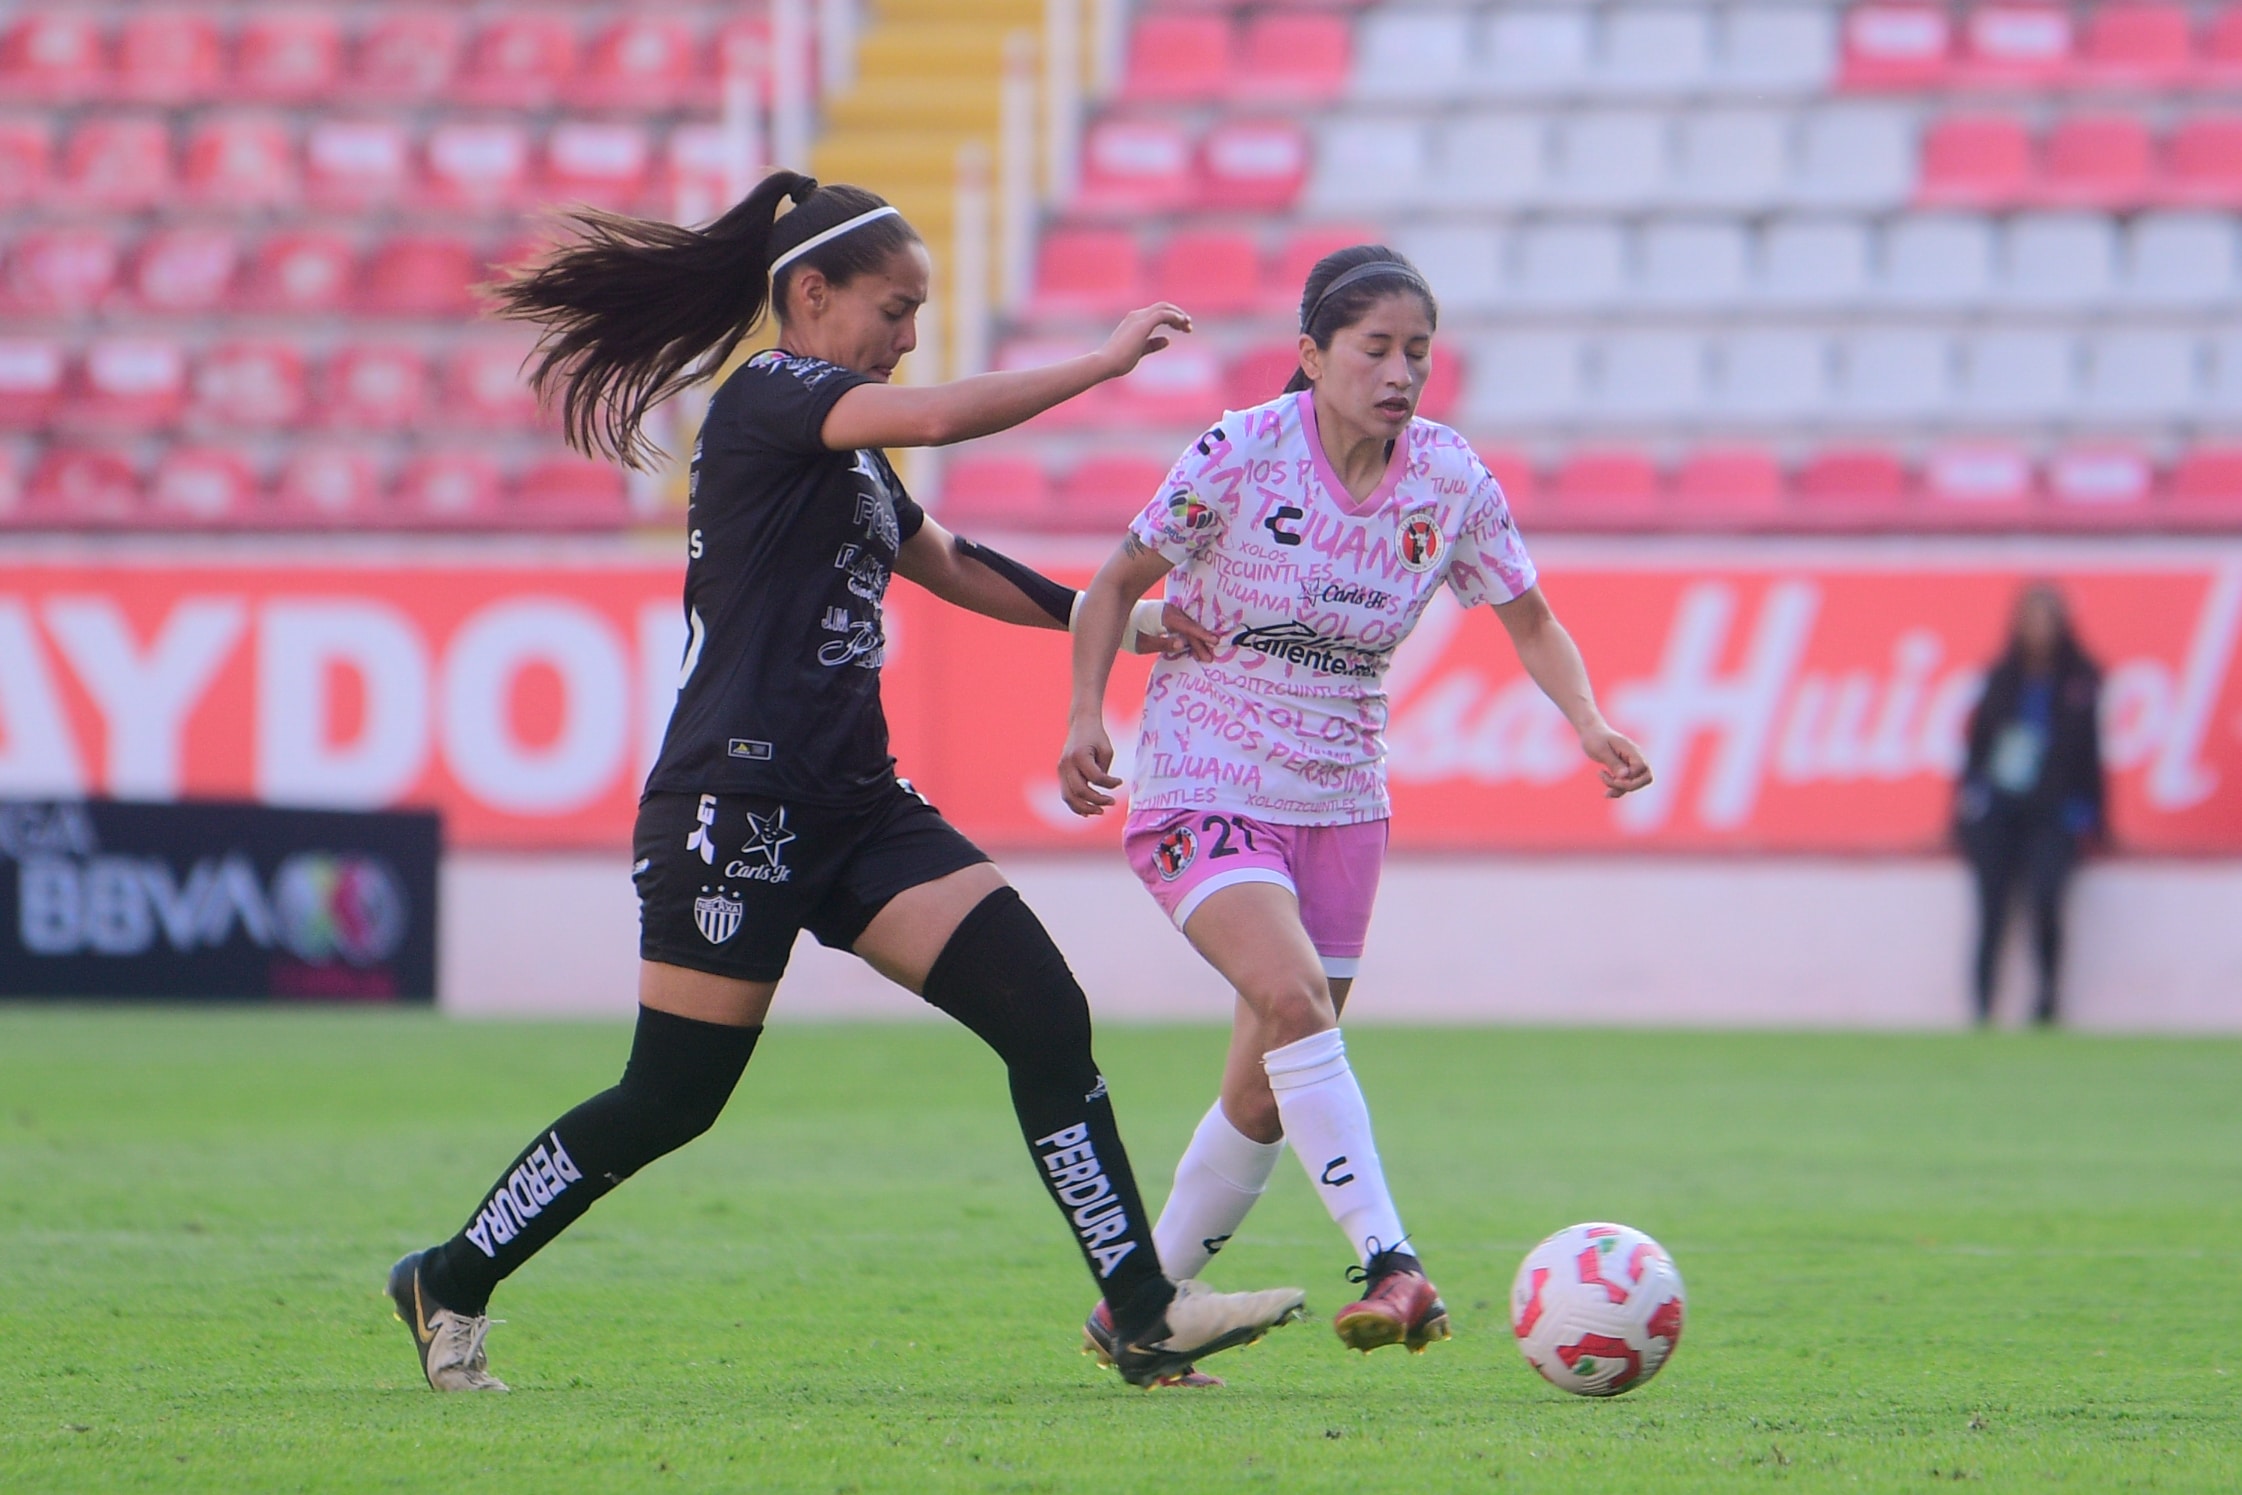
[819,305,1192,451]
[1492,585,1654,800]
[1059,535,1182,816]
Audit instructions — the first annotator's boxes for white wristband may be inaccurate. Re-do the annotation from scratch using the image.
[1120,597,1168,652]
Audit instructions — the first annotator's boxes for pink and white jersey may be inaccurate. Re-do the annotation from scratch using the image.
[1127,389,1537,826]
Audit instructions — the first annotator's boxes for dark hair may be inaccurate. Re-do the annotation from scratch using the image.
[1282,245,1439,395]
[1998,580,2094,677]
[491,170,923,468]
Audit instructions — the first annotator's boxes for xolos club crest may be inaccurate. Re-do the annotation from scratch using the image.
[1154,824,1198,881]
[694,887,743,944]
[1397,511,1445,573]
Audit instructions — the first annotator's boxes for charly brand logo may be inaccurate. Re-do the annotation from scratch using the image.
[1231,620,1385,678]
[1397,512,1445,572]
[694,886,744,945]
[270,853,407,965]
[685,793,718,864]
[1154,823,1197,880]
[724,806,796,882]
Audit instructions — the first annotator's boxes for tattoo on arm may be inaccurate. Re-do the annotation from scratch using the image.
[1121,533,1151,560]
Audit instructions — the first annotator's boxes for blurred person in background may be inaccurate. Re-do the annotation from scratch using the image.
[1954,581,2106,1027]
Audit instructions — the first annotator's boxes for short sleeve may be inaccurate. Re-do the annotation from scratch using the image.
[716,352,873,458]
[1128,429,1230,563]
[1443,457,1538,608]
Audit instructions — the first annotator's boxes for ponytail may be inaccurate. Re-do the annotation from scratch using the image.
[1282,245,1438,396]
[492,169,920,469]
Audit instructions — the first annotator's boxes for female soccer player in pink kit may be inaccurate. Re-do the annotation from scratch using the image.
[1061,246,1655,1372]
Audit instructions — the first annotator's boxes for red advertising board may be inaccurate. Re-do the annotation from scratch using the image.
[3,546,2237,852]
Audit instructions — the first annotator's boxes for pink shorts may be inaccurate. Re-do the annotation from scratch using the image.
[1125,809,1389,978]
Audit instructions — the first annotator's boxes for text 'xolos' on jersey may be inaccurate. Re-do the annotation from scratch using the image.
[1128,390,1537,826]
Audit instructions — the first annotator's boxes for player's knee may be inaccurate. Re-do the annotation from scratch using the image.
[1237,970,1335,1041]
[923,886,1097,1073]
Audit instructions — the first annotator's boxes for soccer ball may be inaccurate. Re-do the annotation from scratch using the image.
[1510,1222,1685,1397]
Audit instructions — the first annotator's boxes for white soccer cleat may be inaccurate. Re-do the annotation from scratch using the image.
[388,1250,510,1393]
[1112,1279,1306,1387]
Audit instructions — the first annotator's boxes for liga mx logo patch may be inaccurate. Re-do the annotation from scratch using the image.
[1154,824,1197,881]
[694,887,743,945]
[1166,488,1215,532]
[1398,512,1445,572]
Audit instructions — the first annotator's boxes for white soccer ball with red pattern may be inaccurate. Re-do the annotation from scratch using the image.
[1510,1222,1685,1397]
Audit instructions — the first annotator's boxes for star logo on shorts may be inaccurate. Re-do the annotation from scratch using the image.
[739,806,796,868]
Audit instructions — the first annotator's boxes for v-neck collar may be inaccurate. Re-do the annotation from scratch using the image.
[1297,389,1406,518]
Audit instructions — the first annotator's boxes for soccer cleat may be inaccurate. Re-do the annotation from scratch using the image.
[1082,1300,1224,1387]
[1098,1280,1306,1388]
[388,1249,509,1392]
[1333,1248,1451,1355]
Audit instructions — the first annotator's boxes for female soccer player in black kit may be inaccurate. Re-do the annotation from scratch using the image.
[385,170,1304,1392]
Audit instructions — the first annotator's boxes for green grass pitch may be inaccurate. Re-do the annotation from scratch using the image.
[3,1009,2239,1493]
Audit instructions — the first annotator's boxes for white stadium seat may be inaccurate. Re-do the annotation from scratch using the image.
[1477,10,1595,97]
[1308,117,1428,210]
[1714,330,1834,419]
[2081,332,2200,420]
[2124,215,2239,308]
[1353,11,1474,101]
[1398,223,1505,311]
[1510,222,1628,306]
[1430,114,1549,208]
[2208,334,2242,417]
[1793,106,1915,210]
[1599,8,1716,96]
[1467,331,1587,422]
[1549,112,1668,208]
[2001,215,2117,309]
[1718,7,1837,95]
[1594,331,1709,419]
[1669,110,1789,209]
[1639,220,1750,306]
[1959,331,2079,420]
[1882,216,1996,307]
[1838,329,1956,420]
[1759,218,1873,306]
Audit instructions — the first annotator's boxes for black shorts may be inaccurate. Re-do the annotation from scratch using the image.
[633,782,990,983]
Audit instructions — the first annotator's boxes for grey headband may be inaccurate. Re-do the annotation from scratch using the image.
[1301,261,1432,333]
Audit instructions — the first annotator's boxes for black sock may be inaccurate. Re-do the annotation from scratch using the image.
[420,1007,760,1315]
[920,887,1175,1341]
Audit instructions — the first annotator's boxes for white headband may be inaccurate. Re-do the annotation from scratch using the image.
[769,205,902,277]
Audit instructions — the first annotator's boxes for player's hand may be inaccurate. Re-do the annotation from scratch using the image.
[1059,716,1122,816]
[1097,304,1192,380]
[1581,723,1653,799]
[1129,602,1220,661]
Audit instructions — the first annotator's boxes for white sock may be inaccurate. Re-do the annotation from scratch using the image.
[1263,1028,1408,1267]
[1151,1101,1285,1281]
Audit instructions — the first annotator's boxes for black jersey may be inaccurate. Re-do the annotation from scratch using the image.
[645,349,927,807]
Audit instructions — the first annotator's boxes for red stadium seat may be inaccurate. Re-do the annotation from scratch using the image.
[422,121,530,212]
[192,341,307,429]
[326,345,430,430]
[236,10,341,102]
[1,11,108,101]
[1108,344,1224,426]
[1055,453,1169,531]
[2077,4,2195,90]
[115,8,222,104]
[461,14,578,108]
[443,341,540,430]
[1671,447,1787,523]
[1237,12,1351,101]
[1840,4,1952,90]
[361,235,481,317]
[0,339,65,428]
[26,447,140,523]
[1225,342,1303,410]
[1419,345,1464,423]
[938,454,1051,529]
[1796,447,1911,516]
[2168,445,2242,516]
[2039,114,2153,208]
[352,9,461,101]
[1266,224,1381,313]
[2165,116,2242,207]
[514,456,628,526]
[1123,14,1233,101]
[7,227,121,313]
[1073,118,1194,215]
[130,227,240,312]
[1918,114,2034,207]
[306,118,412,208]
[240,231,357,314]
[150,444,260,523]
[274,444,382,523]
[582,15,698,109]
[61,116,173,209]
[71,338,188,431]
[1031,228,1143,317]
[396,450,503,523]
[1197,119,1308,211]
[1150,230,1261,315]
[0,116,52,208]
[1956,4,2074,88]
[1550,449,1662,525]
[2045,445,2155,525]
[2205,7,2242,89]
[1921,444,2036,524]
[184,113,298,208]
[543,122,651,211]
[1474,446,1539,518]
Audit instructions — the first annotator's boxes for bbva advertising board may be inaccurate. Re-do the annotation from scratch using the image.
[0,798,438,1001]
